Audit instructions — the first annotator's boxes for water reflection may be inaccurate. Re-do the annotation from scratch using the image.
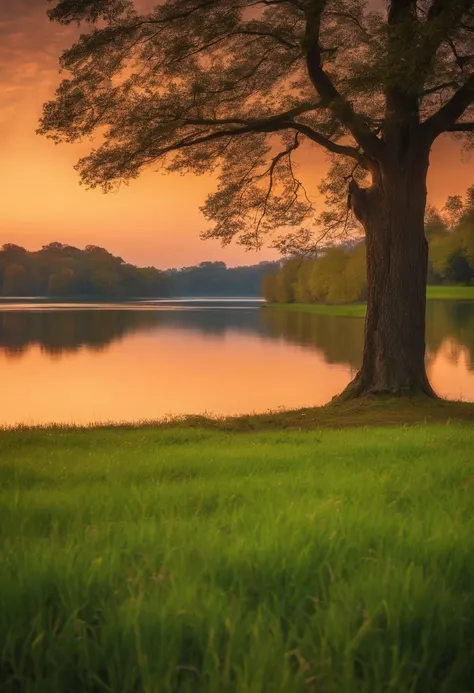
[0,305,263,359]
[0,311,157,358]
[425,300,474,370]
[260,310,364,371]
[261,302,474,374]
[1,301,474,371]
[0,299,473,425]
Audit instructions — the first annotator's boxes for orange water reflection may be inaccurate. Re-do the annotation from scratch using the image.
[1,300,473,426]
[1,325,351,426]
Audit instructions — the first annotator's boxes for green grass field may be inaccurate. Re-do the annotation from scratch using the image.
[1,411,474,692]
[263,285,474,318]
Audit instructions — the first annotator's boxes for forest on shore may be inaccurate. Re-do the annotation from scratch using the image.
[0,242,279,298]
[263,186,474,304]
[3,187,473,303]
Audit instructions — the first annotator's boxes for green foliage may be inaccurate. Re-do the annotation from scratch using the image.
[0,243,171,298]
[309,248,346,302]
[261,262,300,303]
[277,259,300,302]
[424,205,448,242]
[345,243,367,303]
[265,242,367,305]
[429,186,474,286]
[261,273,279,303]
[0,247,279,299]
[1,263,29,296]
[1,423,474,692]
[292,261,314,303]
[48,268,76,296]
[168,261,280,297]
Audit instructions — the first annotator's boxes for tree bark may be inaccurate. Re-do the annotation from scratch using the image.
[341,145,438,399]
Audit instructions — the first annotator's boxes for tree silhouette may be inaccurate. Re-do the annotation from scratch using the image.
[39,0,474,397]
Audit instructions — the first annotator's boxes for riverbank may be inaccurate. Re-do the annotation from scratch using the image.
[3,395,474,431]
[1,399,474,692]
[263,285,474,318]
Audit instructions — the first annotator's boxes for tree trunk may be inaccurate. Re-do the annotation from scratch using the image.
[341,147,438,399]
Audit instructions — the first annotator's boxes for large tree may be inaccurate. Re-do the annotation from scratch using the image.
[40,0,474,398]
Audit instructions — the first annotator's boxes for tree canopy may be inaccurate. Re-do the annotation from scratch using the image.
[40,0,474,252]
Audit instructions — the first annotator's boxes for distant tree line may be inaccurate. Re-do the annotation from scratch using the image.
[0,243,170,298]
[165,261,281,297]
[263,186,474,305]
[0,243,280,298]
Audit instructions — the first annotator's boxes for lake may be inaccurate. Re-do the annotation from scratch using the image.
[1,298,473,426]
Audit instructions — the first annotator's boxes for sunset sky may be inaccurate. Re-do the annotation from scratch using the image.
[1,0,474,270]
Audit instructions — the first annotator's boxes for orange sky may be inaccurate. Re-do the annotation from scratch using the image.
[1,1,473,270]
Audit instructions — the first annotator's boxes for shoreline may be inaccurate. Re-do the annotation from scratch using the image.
[2,396,473,433]
[262,285,474,318]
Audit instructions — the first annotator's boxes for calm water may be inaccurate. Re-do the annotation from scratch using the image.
[1,298,474,426]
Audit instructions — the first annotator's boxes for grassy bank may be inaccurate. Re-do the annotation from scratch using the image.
[426,285,474,300]
[263,302,367,317]
[263,285,474,318]
[2,396,474,432]
[1,406,474,692]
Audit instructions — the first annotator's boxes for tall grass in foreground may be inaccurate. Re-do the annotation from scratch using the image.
[1,425,474,693]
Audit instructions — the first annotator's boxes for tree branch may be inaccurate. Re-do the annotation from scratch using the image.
[423,74,474,138]
[302,1,384,161]
[422,81,460,96]
[148,103,366,164]
[291,122,365,163]
[147,114,364,165]
[253,133,301,244]
[446,37,474,70]
[232,29,297,49]
[324,11,371,43]
[447,121,474,131]
[175,101,321,127]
